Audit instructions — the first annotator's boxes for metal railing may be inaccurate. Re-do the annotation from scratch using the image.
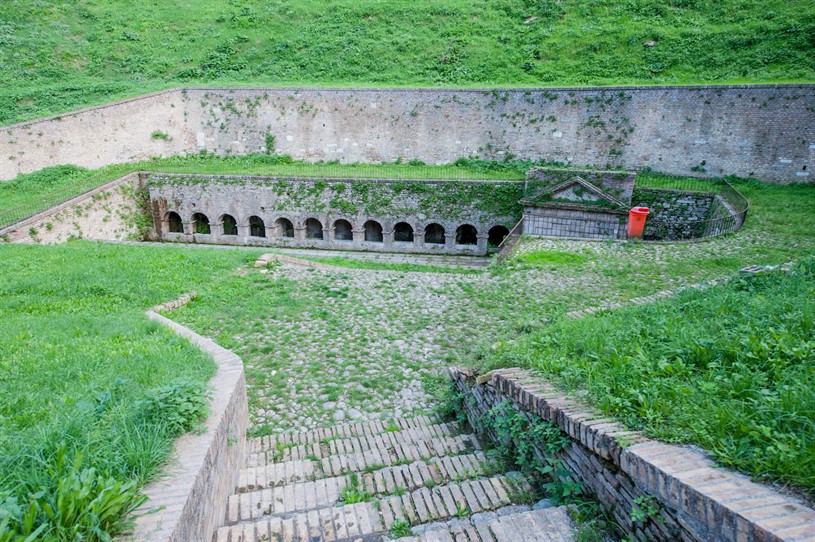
[634,177,749,242]
[494,217,525,264]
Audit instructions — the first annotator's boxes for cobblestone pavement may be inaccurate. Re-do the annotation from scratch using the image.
[171,230,808,435]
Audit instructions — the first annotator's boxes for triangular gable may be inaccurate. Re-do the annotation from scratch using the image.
[540,176,628,208]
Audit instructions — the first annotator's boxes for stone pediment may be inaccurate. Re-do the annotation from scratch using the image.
[522,174,629,210]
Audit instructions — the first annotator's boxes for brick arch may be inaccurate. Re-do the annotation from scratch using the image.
[363,219,384,243]
[191,212,211,235]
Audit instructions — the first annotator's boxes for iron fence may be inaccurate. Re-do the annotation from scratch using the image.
[633,177,749,242]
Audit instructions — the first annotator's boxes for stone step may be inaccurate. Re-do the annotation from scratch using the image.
[392,505,575,542]
[249,416,444,454]
[215,474,534,542]
[241,434,482,487]
[249,422,468,465]
[229,453,501,523]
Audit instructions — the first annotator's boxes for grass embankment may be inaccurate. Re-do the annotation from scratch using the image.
[480,262,815,494]
[0,242,260,539]
[1,0,813,124]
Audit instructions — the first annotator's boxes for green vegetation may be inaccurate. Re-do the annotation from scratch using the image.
[0,242,260,539]
[480,261,815,493]
[295,256,484,275]
[338,474,372,504]
[509,249,589,270]
[1,0,813,123]
[0,156,534,230]
[390,519,412,538]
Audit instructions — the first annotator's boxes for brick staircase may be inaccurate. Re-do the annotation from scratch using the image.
[214,416,575,542]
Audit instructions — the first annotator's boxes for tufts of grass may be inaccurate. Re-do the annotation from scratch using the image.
[1,0,813,123]
[482,259,815,495]
[510,249,589,269]
[0,241,261,540]
[339,473,372,504]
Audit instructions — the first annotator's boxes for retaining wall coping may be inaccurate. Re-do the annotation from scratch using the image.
[6,84,814,131]
[451,367,815,542]
[181,84,815,94]
[146,173,523,186]
[120,304,248,542]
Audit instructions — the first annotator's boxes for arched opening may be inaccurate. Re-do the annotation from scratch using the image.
[334,219,353,241]
[276,218,294,238]
[424,223,445,245]
[488,225,510,247]
[191,213,211,235]
[394,222,414,243]
[456,224,477,245]
[167,211,183,233]
[364,220,383,243]
[249,216,266,238]
[221,214,238,236]
[305,218,324,240]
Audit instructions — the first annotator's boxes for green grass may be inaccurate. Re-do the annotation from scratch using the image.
[510,249,589,269]
[0,242,262,539]
[295,255,484,275]
[480,262,815,494]
[0,155,532,229]
[1,0,813,124]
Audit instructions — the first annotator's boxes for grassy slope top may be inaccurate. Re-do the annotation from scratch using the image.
[1,0,814,124]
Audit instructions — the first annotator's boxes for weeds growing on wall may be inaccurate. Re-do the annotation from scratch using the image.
[480,259,815,495]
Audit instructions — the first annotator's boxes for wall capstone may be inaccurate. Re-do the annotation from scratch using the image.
[450,367,815,542]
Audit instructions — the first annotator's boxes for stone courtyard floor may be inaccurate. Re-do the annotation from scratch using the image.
[164,229,809,435]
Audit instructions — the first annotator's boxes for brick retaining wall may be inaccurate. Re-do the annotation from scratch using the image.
[450,367,815,542]
[121,308,248,542]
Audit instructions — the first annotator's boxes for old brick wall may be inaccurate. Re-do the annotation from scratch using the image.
[450,368,815,542]
[523,206,627,240]
[181,86,814,184]
[2,86,813,183]
[0,90,188,180]
[0,173,144,244]
[147,174,522,255]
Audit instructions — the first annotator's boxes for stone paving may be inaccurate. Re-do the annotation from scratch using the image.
[215,416,576,542]
[173,235,765,435]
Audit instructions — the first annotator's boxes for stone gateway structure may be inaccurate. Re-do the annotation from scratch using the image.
[521,168,636,240]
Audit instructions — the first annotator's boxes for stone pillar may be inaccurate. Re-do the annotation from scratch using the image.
[444,233,457,255]
[182,221,193,241]
[476,234,489,256]
[383,230,395,251]
[236,224,249,244]
[352,228,365,250]
[414,230,425,250]
[294,226,306,246]
[264,225,275,241]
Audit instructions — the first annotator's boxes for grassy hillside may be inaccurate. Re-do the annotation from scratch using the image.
[1,0,813,124]
[0,243,261,539]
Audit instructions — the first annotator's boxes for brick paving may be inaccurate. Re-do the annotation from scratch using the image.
[215,417,575,542]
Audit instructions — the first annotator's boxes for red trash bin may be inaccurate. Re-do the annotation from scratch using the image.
[627,207,650,237]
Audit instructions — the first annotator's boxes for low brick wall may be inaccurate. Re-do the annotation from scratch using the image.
[121,309,248,542]
[450,368,815,542]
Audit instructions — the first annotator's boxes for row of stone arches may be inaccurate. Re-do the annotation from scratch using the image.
[165,212,510,248]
